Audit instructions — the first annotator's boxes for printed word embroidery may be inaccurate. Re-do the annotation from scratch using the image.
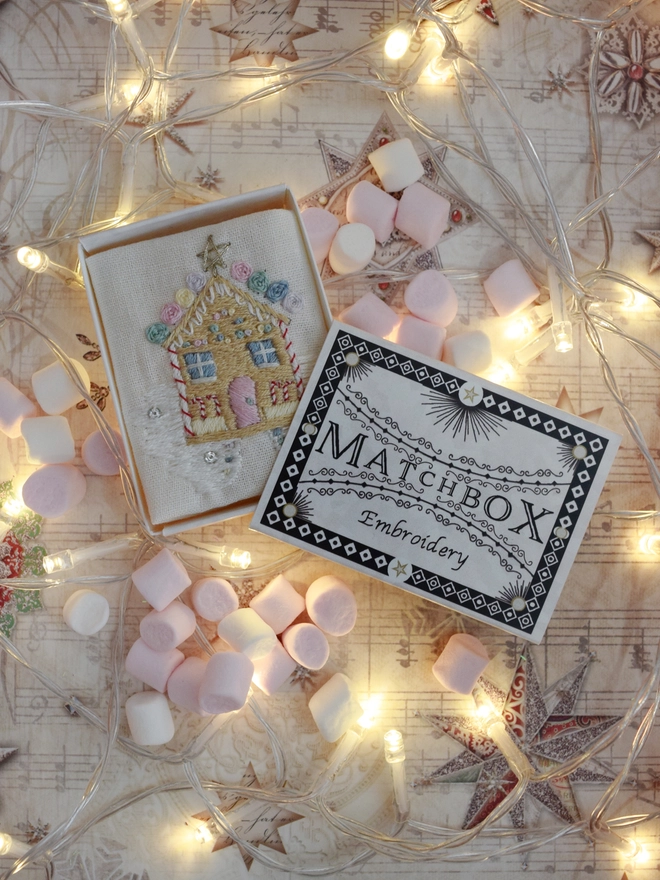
[145,238,303,443]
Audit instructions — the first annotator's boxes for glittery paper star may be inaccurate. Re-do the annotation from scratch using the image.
[475,0,498,25]
[543,66,577,98]
[211,0,317,67]
[298,113,476,297]
[636,228,660,273]
[194,164,223,192]
[197,236,231,276]
[193,764,302,869]
[127,89,202,154]
[415,653,621,830]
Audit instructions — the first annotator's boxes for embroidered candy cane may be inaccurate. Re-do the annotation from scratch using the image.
[192,396,207,419]
[168,346,194,437]
[205,393,222,416]
[278,319,303,397]
[281,381,292,402]
[269,380,280,405]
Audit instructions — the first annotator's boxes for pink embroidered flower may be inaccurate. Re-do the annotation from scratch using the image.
[231,261,253,283]
[160,302,184,325]
[194,339,203,347]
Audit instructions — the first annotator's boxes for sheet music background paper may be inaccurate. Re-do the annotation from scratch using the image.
[2,2,660,878]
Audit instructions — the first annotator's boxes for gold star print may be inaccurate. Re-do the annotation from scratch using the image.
[211,0,318,68]
[461,386,479,403]
[636,228,660,273]
[197,236,231,276]
[393,561,408,577]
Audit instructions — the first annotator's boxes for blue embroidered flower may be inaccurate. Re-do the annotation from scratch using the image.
[234,317,244,325]
[186,272,208,293]
[266,280,289,303]
[209,323,219,332]
[235,330,245,339]
[248,270,269,295]
[215,333,224,342]
[146,322,169,344]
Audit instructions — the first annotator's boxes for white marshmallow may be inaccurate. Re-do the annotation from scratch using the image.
[139,601,197,652]
[125,638,184,692]
[62,589,110,635]
[125,691,175,745]
[191,576,238,622]
[442,330,492,374]
[432,633,490,695]
[249,574,305,633]
[483,259,539,318]
[0,378,37,438]
[306,575,357,636]
[132,548,191,612]
[31,359,91,415]
[368,138,425,192]
[252,641,297,696]
[281,623,329,670]
[328,224,376,275]
[216,608,277,660]
[167,656,210,715]
[199,651,254,714]
[340,292,399,339]
[308,673,363,742]
[21,416,75,465]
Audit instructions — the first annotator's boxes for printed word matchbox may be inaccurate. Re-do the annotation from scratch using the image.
[79,186,331,536]
[252,323,621,642]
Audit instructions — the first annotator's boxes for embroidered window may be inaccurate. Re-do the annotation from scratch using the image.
[183,350,217,383]
[247,338,280,368]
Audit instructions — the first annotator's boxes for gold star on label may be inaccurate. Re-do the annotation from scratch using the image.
[211,0,318,67]
[197,236,231,276]
[393,561,408,577]
[636,228,660,273]
[461,386,479,403]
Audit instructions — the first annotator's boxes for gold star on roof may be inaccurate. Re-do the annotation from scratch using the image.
[197,236,231,276]
[636,228,660,273]
[211,0,318,67]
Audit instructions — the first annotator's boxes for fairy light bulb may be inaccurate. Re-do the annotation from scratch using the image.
[426,54,452,83]
[357,694,382,730]
[42,533,141,574]
[384,730,409,821]
[2,494,26,518]
[194,820,214,845]
[0,832,30,857]
[17,246,49,273]
[385,23,415,60]
[639,533,660,556]
[485,360,516,385]
[473,690,534,779]
[106,0,132,21]
[547,264,573,353]
[225,548,251,569]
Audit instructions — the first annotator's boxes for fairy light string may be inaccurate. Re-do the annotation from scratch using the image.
[1,0,660,873]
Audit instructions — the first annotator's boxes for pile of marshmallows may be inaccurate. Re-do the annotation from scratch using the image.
[117,548,362,747]
[302,136,541,375]
[0,362,123,518]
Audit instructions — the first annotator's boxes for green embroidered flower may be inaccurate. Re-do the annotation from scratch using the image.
[235,330,245,339]
[146,322,169,344]
[266,280,289,303]
[209,323,219,332]
[264,323,272,332]
[247,270,269,295]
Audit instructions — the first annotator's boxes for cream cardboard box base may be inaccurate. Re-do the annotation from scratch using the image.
[79,186,331,536]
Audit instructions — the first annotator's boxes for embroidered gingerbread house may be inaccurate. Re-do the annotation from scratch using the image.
[161,275,303,444]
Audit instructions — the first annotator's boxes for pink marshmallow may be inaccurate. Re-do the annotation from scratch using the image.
[393,315,446,359]
[199,651,254,714]
[132,548,191,612]
[301,207,340,264]
[404,270,458,327]
[340,292,399,339]
[81,430,124,475]
[483,259,540,318]
[395,183,450,251]
[346,181,398,244]
[281,623,329,670]
[432,633,490,695]
[306,575,357,636]
[442,330,492,374]
[22,464,87,518]
[167,656,210,715]
[249,573,305,634]
[252,641,297,696]
[125,638,184,693]
[191,576,238,622]
[139,601,197,652]
[216,607,277,659]
[0,378,36,438]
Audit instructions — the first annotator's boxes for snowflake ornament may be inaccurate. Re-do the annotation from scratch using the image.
[593,16,660,129]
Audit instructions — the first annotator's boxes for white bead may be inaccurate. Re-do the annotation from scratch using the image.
[31,359,91,415]
[432,633,490,694]
[328,224,376,275]
[125,691,175,745]
[368,138,425,192]
[216,608,277,660]
[62,589,110,635]
[21,416,75,464]
[442,330,492,374]
[308,673,363,742]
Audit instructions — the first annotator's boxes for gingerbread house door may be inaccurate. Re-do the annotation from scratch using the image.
[228,375,260,428]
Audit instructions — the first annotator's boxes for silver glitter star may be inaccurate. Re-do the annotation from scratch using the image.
[544,66,577,98]
[194,164,223,192]
[127,89,202,154]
